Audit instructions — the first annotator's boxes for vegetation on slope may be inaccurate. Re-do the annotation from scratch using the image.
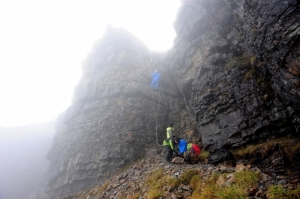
[58,136,300,199]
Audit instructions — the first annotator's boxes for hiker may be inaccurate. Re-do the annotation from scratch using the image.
[163,136,180,162]
[177,138,188,157]
[185,143,201,164]
[150,70,161,90]
[166,122,174,139]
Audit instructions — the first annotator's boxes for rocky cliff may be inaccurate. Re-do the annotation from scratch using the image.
[46,0,300,198]
[168,0,300,150]
[45,27,185,198]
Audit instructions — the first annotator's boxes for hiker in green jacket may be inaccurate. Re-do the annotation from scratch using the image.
[163,136,180,162]
[166,122,174,139]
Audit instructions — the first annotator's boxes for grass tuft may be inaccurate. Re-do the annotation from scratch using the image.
[132,192,141,199]
[198,150,210,162]
[231,137,300,165]
[145,167,165,199]
[94,180,110,196]
[216,185,248,199]
[197,182,219,199]
[166,176,181,187]
[267,185,289,199]
[189,170,259,199]
[180,169,199,185]
[267,185,300,199]
[147,189,163,199]
[234,170,259,188]
[190,175,201,190]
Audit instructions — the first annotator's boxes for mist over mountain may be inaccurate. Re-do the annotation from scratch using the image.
[0,120,56,199]
[45,0,300,198]
[2,0,299,198]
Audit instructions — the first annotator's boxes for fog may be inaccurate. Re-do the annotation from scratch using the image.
[0,0,180,127]
[0,121,56,199]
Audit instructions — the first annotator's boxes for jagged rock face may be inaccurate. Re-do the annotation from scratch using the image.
[46,1,300,197]
[168,0,300,150]
[45,28,182,198]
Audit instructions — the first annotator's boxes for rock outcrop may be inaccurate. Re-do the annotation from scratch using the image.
[46,27,183,198]
[46,1,300,198]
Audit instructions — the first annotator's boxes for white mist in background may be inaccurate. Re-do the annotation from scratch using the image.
[0,121,56,199]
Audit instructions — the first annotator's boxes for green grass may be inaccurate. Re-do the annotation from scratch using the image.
[189,171,259,199]
[180,169,199,185]
[216,185,248,199]
[267,185,300,199]
[166,176,181,187]
[190,175,201,190]
[231,137,300,164]
[145,167,165,199]
[198,150,209,162]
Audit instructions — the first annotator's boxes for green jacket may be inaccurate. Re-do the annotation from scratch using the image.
[166,127,174,138]
[163,137,176,150]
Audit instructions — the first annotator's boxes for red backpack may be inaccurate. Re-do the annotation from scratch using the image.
[192,144,201,155]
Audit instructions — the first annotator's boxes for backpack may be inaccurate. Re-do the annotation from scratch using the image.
[186,151,199,164]
[208,148,232,165]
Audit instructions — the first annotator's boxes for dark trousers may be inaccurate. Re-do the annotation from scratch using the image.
[165,146,173,162]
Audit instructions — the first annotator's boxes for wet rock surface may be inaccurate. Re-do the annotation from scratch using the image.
[167,0,300,150]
